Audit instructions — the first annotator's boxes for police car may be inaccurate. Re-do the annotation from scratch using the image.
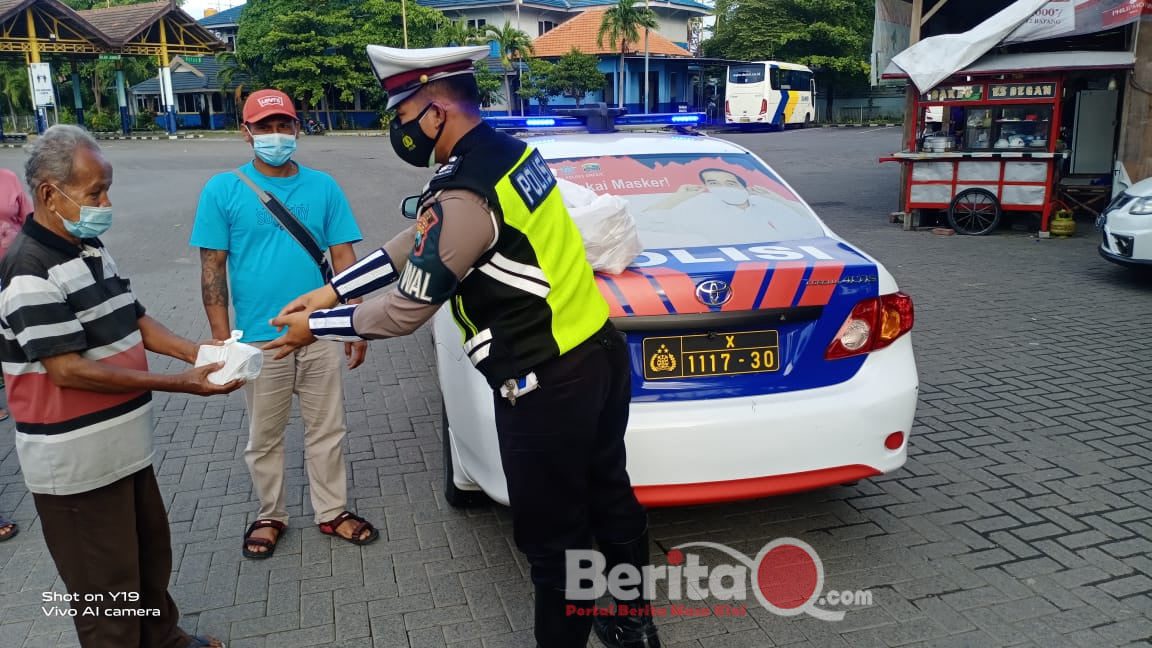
[1098,176,1152,269]
[432,111,918,508]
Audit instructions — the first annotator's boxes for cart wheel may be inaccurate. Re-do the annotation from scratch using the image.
[948,188,1002,235]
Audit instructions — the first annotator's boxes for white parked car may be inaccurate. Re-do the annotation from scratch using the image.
[1099,176,1152,269]
[431,113,919,508]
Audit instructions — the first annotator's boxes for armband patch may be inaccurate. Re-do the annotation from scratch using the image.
[331,248,398,302]
[400,201,457,304]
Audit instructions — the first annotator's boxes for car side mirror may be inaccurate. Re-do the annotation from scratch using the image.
[401,195,421,219]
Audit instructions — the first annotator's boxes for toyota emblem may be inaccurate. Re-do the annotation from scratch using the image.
[695,279,732,306]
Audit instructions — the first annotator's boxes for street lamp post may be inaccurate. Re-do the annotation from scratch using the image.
[401,0,408,47]
[643,0,650,113]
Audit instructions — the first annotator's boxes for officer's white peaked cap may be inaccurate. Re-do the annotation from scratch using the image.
[367,45,491,111]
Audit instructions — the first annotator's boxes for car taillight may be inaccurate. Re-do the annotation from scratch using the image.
[725,100,731,115]
[759,99,768,115]
[825,292,914,360]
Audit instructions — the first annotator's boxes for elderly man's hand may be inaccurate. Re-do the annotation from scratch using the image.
[278,284,339,319]
[265,311,316,360]
[179,363,245,396]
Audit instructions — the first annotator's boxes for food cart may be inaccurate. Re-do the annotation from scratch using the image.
[880,51,1134,235]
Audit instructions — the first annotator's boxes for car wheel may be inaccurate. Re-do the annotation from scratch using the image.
[803,113,812,128]
[440,395,491,509]
[948,188,1002,235]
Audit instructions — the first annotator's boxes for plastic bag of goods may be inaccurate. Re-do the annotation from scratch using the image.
[556,178,643,275]
[194,330,264,385]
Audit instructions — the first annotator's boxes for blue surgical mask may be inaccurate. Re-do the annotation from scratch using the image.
[250,132,297,166]
[52,185,113,239]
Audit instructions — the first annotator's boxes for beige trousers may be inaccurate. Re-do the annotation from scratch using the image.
[243,341,348,525]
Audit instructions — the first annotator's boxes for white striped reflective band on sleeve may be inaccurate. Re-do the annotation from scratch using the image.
[463,328,493,366]
[477,254,551,299]
[308,305,364,342]
[331,248,398,301]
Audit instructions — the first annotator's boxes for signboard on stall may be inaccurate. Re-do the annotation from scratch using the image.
[922,85,984,102]
[1003,0,1152,43]
[876,0,1152,87]
[28,62,54,107]
[989,83,1057,100]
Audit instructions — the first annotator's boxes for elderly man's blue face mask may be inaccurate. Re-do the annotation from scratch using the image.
[51,185,112,239]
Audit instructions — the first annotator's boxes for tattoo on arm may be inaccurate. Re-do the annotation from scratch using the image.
[200,249,229,306]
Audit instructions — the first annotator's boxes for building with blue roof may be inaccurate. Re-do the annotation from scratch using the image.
[169,0,716,127]
[130,55,248,129]
[198,4,243,51]
[420,0,708,51]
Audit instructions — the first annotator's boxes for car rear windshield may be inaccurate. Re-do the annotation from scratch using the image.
[545,153,826,247]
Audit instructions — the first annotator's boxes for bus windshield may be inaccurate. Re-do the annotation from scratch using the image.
[728,65,766,85]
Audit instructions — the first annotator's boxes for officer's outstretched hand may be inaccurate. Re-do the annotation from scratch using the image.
[265,311,317,360]
[278,284,339,319]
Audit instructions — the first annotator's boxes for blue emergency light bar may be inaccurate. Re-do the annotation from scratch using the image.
[486,116,586,130]
[485,105,706,133]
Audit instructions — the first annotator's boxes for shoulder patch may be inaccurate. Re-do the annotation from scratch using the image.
[432,156,460,181]
[413,203,440,256]
[509,149,557,212]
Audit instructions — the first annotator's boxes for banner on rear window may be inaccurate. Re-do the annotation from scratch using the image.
[547,154,825,247]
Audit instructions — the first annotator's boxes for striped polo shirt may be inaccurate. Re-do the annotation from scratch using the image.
[0,218,153,495]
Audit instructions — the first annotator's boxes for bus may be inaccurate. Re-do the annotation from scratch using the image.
[724,61,816,129]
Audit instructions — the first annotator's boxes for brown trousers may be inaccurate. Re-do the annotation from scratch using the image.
[33,467,190,648]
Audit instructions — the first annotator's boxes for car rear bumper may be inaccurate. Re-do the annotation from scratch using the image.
[623,336,918,507]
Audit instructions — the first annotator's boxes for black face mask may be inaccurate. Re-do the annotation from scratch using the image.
[390,103,444,168]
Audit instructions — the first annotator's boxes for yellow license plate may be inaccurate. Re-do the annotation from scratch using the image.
[643,330,780,380]
[739,117,750,123]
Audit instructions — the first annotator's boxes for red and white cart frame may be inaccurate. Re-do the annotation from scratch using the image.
[881,75,1066,235]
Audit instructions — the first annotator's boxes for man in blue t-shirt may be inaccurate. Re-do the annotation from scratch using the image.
[191,89,379,559]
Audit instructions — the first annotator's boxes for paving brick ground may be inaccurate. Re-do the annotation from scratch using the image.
[1,128,1150,647]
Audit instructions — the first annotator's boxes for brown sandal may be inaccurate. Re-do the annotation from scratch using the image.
[242,519,285,559]
[318,511,379,546]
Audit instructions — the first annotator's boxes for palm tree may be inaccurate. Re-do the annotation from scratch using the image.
[215,52,253,127]
[484,21,534,116]
[0,63,28,132]
[597,0,658,109]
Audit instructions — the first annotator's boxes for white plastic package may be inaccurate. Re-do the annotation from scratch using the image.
[194,330,264,385]
[557,179,643,275]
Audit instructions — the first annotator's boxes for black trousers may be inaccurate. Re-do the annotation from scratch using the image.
[33,467,189,648]
[493,321,648,590]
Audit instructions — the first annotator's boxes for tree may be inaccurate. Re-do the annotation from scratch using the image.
[597,0,658,108]
[550,48,604,107]
[435,20,482,47]
[703,0,872,119]
[517,58,556,112]
[473,61,504,108]
[484,21,534,116]
[237,0,444,125]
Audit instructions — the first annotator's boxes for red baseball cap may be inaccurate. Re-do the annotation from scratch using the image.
[242,89,297,124]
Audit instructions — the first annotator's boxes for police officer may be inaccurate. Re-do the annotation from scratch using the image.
[266,45,661,648]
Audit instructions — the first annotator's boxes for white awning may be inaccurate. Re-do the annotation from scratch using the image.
[882,50,1135,82]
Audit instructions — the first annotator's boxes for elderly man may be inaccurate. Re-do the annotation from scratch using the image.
[0,125,240,648]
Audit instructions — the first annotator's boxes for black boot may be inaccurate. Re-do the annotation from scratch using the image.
[534,585,594,648]
[593,530,662,648]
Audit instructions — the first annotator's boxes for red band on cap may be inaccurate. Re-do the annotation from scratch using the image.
[383,60,475,92]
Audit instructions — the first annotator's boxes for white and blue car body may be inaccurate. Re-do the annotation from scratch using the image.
[434,115,919,508]
[1099,176,1152,269]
